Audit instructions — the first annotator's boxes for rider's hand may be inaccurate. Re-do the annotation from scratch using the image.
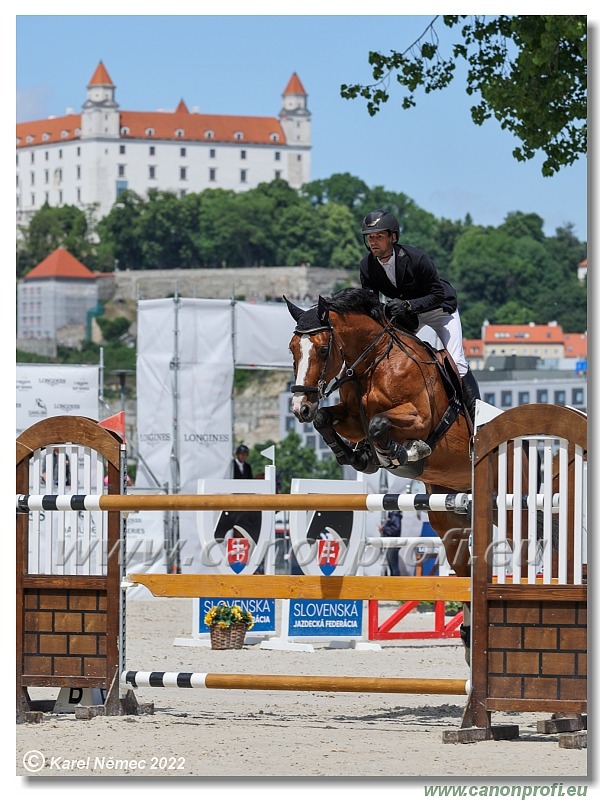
[385,299,419,331]
[386,299,412,317]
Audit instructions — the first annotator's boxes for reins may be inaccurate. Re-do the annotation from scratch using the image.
[291,308,466,449]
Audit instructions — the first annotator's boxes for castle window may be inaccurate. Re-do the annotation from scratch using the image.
[120,145,126,154]
[209,168,216,181]
[275,151,281,161]
[121,126,130,135]
[145,128,155,137]
[205,130,214,139]
[180,147,187,157]
[175,129,185,138]
[61,130,69,139]
[42,133,50,142]
[240,169,247,183]
[149,146,155,156]
[270,133,279,142]
[234,131,244,141]
[240,150,246,160]
[209,149,216,158]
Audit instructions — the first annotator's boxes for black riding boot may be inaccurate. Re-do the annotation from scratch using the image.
[461,369,481,425]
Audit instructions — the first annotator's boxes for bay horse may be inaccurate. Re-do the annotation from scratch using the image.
[286,287,542,662]
[286,287,474,583]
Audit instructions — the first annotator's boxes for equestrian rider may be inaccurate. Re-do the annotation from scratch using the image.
[359,209,481,422]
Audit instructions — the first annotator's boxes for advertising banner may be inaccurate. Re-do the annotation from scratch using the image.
[16,363,99,436]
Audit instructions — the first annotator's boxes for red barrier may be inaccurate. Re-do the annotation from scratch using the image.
[367,599,463,640]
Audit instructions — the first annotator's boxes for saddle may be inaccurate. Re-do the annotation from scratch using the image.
[382,325,472,479]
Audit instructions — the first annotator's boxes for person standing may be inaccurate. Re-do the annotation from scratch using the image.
[359,209,480,421]
[232,444,253,479]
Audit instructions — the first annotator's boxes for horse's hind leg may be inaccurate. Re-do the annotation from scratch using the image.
[313,408,379,474]
[367,413,431,467]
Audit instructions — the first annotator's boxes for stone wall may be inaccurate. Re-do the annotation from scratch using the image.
[112,265,357,304]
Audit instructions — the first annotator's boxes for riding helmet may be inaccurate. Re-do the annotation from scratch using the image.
[236,444,249,455]
[361,210,400,250]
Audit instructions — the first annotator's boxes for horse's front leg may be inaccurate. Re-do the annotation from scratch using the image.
[313,407,379,474]
[367,408,432,468]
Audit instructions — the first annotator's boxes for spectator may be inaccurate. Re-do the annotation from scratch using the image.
[232,444,253,479]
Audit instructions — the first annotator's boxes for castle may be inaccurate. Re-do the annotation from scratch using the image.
[16,61,311,227]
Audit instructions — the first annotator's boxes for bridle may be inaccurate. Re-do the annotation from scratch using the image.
[290,316,395,401]
[291,308,466,449]
[290,322,333,397]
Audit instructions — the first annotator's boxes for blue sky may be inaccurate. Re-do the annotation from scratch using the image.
[13,10,590,242]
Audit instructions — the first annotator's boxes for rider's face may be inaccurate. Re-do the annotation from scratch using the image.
[366,231,395,260]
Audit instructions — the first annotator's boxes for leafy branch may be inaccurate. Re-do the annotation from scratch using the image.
[341,15,587,176]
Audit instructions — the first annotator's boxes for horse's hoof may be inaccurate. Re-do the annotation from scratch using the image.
[406,440,432,462]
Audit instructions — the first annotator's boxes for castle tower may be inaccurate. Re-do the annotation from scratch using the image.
[81,61,120,139]
[279,73,310,147]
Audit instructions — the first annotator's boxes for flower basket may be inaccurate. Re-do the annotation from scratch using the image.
[209,621,248,650]
[204,603,254,650]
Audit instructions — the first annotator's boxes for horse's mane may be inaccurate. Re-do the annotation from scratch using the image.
[324,287,383,320]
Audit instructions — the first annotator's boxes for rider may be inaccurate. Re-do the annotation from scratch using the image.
[359,209,481,422]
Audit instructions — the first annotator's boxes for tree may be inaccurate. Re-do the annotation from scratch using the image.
[341,15,587,176]
[248,432,342,491]
[17,203,95,277]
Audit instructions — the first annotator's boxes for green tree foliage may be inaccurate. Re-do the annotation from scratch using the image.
[17,203,96,277]
[247,431,342,491]
[18,179,586,340]
[341,15,587,176]
[449,212,586,337]
[95,316,132,342]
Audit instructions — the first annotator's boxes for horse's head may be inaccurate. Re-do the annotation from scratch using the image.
[285,296,339,422]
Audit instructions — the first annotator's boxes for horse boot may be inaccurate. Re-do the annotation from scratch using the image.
[314,409,379,474]
[461,368,481,426]
[367,414,432,469]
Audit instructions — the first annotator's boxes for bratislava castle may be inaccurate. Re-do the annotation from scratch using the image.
[16,61,311,227]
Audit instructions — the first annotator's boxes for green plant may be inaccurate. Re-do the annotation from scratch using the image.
[204,603,254,630]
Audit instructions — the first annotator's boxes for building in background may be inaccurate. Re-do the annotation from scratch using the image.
[16,247,113,357]
[16,61,311,228]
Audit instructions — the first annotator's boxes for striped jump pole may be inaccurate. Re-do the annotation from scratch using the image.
[16,492,560,514]
[121,670,469,696]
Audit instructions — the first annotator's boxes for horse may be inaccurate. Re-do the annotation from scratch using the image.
[286,287,474,579]
[285,287,545,661]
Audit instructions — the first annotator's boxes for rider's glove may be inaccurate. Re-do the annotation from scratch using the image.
[385,299,419,331]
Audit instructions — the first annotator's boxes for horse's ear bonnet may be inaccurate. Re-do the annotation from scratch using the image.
[284,296,305,323]
[317,295,330,327]
[285,295,330,334]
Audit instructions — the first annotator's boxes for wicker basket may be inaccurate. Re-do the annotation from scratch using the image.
[209,622,248,650]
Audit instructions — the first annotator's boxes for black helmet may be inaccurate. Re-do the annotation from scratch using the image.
[361,210,400,249]
[236,444,249,455]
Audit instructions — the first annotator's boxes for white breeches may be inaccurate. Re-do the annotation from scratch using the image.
[417,308,469,377]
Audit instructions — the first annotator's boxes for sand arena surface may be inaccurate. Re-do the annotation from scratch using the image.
[16,598,588,785]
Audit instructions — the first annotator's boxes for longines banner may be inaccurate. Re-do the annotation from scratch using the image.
[16,363,100,436]
[132,298,294,580]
